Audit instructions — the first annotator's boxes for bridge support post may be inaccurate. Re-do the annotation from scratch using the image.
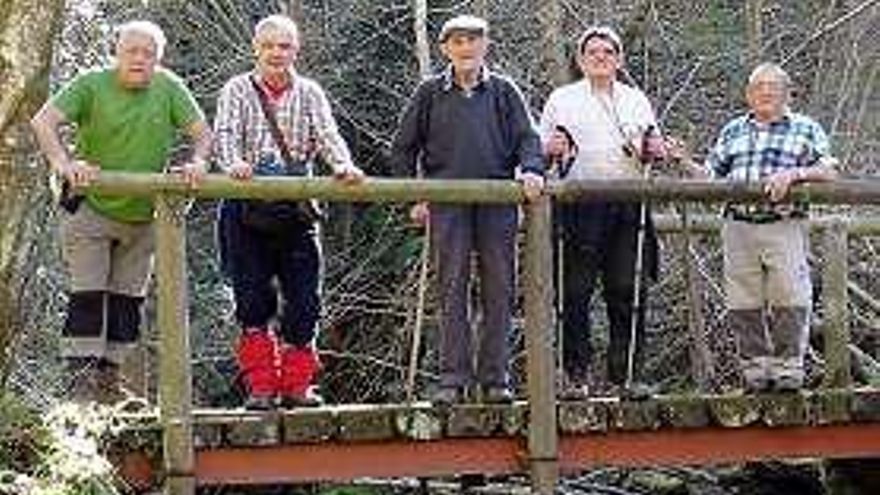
[155,195,195,494]
[524,196,558,494]
[821,218,851,388]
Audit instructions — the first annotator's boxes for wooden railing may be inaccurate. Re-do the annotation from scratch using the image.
[83,173,880,494]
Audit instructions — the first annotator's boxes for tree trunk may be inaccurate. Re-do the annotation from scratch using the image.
[535,0,567,91]
[281,1,303,20]
[0,0,66,385]
[744,0,763,68]
[413,0,431,78]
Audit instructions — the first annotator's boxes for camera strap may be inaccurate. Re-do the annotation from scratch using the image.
[249,75,306,173]
[249,75,323,222]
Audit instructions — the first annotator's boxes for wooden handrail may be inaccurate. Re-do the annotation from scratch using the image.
[81,172,880,204]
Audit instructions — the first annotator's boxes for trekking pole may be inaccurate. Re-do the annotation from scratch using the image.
[550,126,577,394]
[406,215,430,403]
[551,160,565,392]
[625,163,651,392]
[625,126,658,394]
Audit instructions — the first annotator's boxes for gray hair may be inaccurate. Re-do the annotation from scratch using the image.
[254,14,300,43]
[748,62,791,87]
[115,20,167,60]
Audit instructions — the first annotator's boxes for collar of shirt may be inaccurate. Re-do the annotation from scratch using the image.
[441,65,491,92]
[745,109,793,129]
[583,78,622,96]
[254,68,296,103]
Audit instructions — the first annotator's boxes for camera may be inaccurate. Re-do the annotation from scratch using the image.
[254,152,309,176]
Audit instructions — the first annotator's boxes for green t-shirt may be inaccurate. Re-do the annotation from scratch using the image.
[52,67,203,222]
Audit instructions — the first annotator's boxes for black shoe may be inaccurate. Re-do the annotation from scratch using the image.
[482,386,514,404]
[773,376,804,393]
[559,375,591,400]
[431,386,464,406]
[280,387,324,408]
[744,378,773,394]
[620,382,657,401]
[244,394,276,410]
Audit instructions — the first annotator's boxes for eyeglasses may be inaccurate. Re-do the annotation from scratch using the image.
[584,47,617,58]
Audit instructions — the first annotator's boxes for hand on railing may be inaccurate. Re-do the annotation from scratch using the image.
[168,158,208,188]
[409,201,429,228]
[519,171,545,202]
[227,158,254,180]
[333,164,365,184]
[764,168,804,203]
[58,159,99,187]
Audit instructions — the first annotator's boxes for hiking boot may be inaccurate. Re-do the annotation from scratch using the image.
[431,386,465,406]
[278,345,321,408]
[236,328,280,409]
[744,376,773,394]
[620,382,657,401]
[559,375,591,401]
[280,386,324,408]
[481,385,514,404]
[773,376,804,393]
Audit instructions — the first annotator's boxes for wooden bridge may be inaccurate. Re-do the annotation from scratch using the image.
[86,173,880,494]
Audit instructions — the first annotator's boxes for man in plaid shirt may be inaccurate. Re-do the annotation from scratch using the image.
[214,14,363,409]
[705,62,837,392]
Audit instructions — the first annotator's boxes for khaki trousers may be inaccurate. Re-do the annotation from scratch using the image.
[722,219,811,388]
[60,203,154,361]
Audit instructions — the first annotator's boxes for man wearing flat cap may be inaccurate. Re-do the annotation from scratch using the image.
[540,26,668,399]
[391,14,544,405]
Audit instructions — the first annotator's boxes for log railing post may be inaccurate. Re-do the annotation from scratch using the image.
[155,194,195,494]
[821,218,852,389]
[523,195,558,494]
[675,205,714,391]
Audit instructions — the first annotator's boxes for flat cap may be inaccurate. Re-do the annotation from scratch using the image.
[438,15,488,42]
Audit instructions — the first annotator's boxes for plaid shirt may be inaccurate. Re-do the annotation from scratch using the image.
[706,110,833,218]
[214,69,354,175]
[705,111,831,181]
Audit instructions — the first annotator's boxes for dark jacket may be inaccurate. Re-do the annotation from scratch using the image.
[390,69,543,179]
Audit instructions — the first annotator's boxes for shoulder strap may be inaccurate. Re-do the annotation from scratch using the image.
[249,75,296,168]
[300,82,319,161]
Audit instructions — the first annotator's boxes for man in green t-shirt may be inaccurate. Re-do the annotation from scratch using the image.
[31,20,211,403]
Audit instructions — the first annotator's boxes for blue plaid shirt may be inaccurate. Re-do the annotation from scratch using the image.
[706,111,831,181]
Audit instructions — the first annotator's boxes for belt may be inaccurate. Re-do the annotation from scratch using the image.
[724,206,807,224]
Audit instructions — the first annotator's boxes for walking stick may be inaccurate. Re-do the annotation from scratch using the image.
[625,126,659,396]
[406,215,430,403]
[551,162,565,392]
[551,126,577,394]
[625,163,651,392]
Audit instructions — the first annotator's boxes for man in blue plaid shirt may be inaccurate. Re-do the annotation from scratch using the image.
[706,62,837,392]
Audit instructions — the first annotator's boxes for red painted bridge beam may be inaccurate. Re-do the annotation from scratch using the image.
[194,423,880,485]
[196,438,525,485]
[559,423,880,471]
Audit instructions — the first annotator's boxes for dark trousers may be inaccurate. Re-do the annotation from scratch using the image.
[218,200,321,347]
[558,201,657,385]
[430,205,517,388]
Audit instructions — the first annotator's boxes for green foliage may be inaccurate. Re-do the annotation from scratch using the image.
[0,393,47,474]
[0,400,126,495]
